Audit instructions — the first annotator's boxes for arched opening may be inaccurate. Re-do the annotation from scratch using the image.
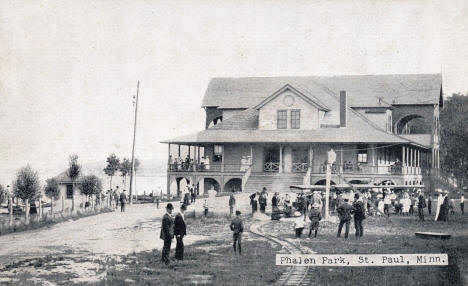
[224,178,242,192]
[169,177,191,198]
[314,179,336,186]
[207,116,223,129]
[204,178,221,194]
[395,115,431,135]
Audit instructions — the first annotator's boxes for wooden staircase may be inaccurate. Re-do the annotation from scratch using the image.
[243,173,305,194]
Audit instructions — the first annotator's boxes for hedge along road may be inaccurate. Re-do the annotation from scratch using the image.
[0,203,209,265]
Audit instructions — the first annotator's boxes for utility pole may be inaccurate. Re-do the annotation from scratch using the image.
[129,81,140,205]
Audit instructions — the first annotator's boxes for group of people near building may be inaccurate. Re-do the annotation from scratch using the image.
[180,184,197,206]
[168,155,210,172]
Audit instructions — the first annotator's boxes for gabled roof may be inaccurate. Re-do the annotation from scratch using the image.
[202,74,442,109]
[253,84,330,111]
[164,86,429,149]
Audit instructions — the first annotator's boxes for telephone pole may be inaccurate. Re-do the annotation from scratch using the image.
[129,81,139,205]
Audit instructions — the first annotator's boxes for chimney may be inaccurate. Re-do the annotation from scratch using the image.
[340,90,347,127]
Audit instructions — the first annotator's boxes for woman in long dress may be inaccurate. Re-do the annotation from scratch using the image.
[434,193,444,221]
[437,194,449,221]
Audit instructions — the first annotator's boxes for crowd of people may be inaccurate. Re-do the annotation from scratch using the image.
[168,155,210,172]
[156,185,465,266]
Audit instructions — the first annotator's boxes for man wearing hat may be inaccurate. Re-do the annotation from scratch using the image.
[160,203,175,265]
[352,194,366,238]
[230,210,244,254]
[336,198,353,239]
[307,203,322,238]
[174,204,187,260]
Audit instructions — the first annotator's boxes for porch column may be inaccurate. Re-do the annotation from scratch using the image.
[197,146,201,163]
[340,147,343,174]
[308,145,314,168]
[221,145,225,172]
[178,144,181,158]
[250,144,253,166]
[168,144,171,165]
[279,145,283,173]
[188,145,191,158]
[166,175,170,196]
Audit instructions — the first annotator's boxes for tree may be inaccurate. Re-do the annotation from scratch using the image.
[0,184,6,205]
[67,154,81,212]
[79,175,102,209]
[13,165,41,222]
[44,178,60,215]
[119,158,132,189]
[440,93,468,188]
[103,153,120,190]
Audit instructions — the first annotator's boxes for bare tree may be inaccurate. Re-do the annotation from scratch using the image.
[13,165,41,222]
[67,154,81,212]
[44,178,60,215]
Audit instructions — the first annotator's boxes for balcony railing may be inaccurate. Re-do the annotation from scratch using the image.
[168,162,425,175]
[168,163,247,173]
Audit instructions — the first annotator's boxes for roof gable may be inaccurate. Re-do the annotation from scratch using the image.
[202,74,442,109]
[253,84,330,111]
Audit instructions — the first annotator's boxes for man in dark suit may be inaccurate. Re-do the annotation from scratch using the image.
[119,189,127,212]
[174,204,187,260]
[160,203,174,265]
[336,198,353,239]
[352,194,366,238]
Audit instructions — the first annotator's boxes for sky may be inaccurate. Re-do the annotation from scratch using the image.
[1,0,467,184]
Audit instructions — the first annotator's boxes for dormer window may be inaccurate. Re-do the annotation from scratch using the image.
[277,110,287,129]
[291,110,300,129]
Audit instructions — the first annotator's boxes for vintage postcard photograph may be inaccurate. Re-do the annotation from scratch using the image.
[1,0,467,285]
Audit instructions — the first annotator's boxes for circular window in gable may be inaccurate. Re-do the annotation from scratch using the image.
[283,94,295,107]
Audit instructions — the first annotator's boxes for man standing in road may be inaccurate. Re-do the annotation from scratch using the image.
[160,203,174,265]
[229,193,236,217]
[119,189,127,212]
[174,204,187,260]
[352,194,366,238]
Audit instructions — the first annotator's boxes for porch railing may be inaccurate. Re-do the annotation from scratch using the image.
[264,162,280,172]
[292,163,309,173]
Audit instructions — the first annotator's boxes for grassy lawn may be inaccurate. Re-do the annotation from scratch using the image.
[267,213,468,286]
[100,216,283,286]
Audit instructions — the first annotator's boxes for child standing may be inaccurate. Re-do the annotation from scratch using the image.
[294,211,305,238]
[203,199,209,217]
[308,204,322,238]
